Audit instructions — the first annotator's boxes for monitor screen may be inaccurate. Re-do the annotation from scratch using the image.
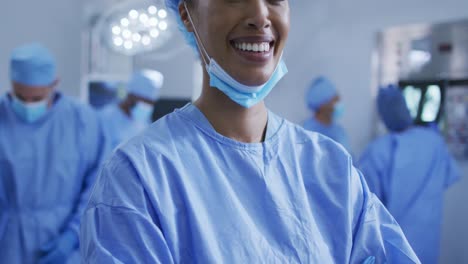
[402,85,423,119]
[400,83,444,125]
[421,85,442,123]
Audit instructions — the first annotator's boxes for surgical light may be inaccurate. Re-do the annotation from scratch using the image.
[158,9,167,19]
[139,13,149,23]
[129,9,139,19]
[142,35,151,46]
[120,18,129,27]
[113,37,123,46]
[122,29,132,39]
[158,21,167,31]
[132,33,142,42]
[150,29,160,38]
[104,1,172,55]
[112,26,121,35]
[148,6,157,15]
[124,41,133,49]
[149,17,158,27]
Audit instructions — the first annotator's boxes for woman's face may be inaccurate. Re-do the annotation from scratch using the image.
[319,95,340,116]
[182,0,290,86]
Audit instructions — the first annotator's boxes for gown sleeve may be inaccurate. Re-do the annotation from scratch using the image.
[80,151,174,264]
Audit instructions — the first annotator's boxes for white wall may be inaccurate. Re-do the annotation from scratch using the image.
[0,0,82,97]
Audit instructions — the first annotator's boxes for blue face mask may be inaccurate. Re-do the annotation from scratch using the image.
[131,101,154,125]
[11,94,49,123]
[332,102,345,122]
[184,3,288,108]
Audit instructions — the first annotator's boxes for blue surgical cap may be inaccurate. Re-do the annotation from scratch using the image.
[10,43,57,87]
[306,76,338,111]
[165,0,199,55]
[127,70,164,101]
[377,85,413,132]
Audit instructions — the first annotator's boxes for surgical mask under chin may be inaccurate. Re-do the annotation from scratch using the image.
[184,3,288,108]
[131,101,153,125]
[11,94,49,123]
[208,59,288,108]
[332,102,345,122]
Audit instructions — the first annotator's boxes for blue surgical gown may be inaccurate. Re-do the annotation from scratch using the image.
[99,104,146,150]
[0,93,109,263]
[358,127,460,264]
[303,116,350,151]
[81,104,420,263]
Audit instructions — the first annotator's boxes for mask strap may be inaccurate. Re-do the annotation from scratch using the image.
[183,1,210,66]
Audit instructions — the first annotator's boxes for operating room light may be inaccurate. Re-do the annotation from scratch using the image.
[122,29,132,39]
[132,33,142,42]
[158,9,167,19]
[124,41,133,49]
[150,29,160,38]
[148,17,159,27]
[129,9,139,19]
[158,21,167,31]
[120,18,130,26]
[142,35,151,45]
[113,37,123,46]
[106,1,172,56]
[139,13,149,23]
[112,26,121,35]
[148,6,157,15]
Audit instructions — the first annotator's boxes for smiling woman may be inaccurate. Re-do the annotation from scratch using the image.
[80,0,421,263]
[180,0,288,86]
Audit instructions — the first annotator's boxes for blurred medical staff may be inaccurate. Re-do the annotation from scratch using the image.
[303,76,350,151]
[81,0,419,263]
[358,85,460,264]
[0,43,109,264]
[99,70,163,149]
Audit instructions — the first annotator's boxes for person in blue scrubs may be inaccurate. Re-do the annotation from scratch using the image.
[358,85,460,264]
[81,1,420,263]
[0,43,109,264]
[99,70,163,149]
[303,76,351,151]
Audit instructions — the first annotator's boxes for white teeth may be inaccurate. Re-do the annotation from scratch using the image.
[234,42,271,52]
[253,43,259,52]
[259,43,265,52]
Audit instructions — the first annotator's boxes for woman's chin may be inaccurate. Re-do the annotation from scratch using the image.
[235,71,273,86]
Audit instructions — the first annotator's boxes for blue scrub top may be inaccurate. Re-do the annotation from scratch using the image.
[358,127,460,264]
[81,104,420,263]
[303,116,350,152]
[0,93,109,263]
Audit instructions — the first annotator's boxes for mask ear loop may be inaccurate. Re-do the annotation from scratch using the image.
[183,1,211,67]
